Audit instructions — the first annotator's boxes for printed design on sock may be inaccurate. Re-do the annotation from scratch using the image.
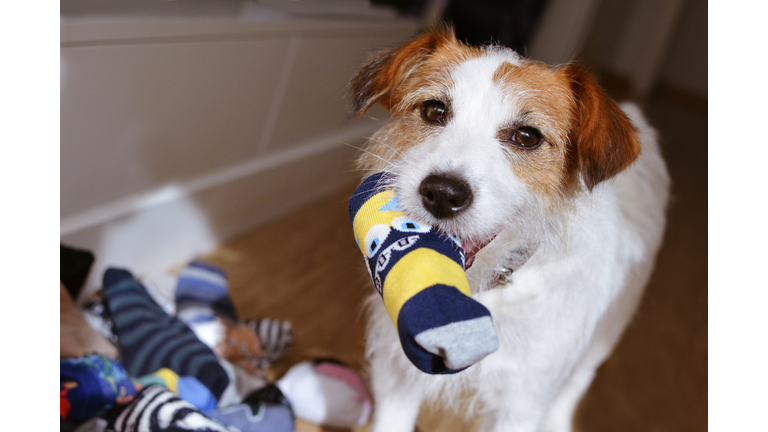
[60,354,138,422]
[61,381,75,421]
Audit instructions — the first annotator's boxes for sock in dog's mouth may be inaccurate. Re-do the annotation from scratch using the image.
[462,232,499,269]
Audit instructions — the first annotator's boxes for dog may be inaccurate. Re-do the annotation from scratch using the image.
[348,28,670,432]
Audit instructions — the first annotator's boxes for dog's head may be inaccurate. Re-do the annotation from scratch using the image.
[351,28,640,271]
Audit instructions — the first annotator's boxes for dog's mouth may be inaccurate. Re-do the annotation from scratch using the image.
[462,232,499,269]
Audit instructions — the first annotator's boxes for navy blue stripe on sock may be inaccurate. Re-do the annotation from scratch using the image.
[170,344,211,374]
[112,310,173,347]
[397,284,492,375]
[107,293,159,317]
[127,325,192,376]
[185,350,222,379]
[171,345,228,399]
[145,331,201,374]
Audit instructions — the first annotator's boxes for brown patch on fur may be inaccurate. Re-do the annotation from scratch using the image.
[492,60,578,202]
[491,61,516,86]
[561,66,641,190]
[350,29,454,116]
[350,27,483,118]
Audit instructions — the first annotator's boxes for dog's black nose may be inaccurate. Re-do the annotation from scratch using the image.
[419,174,473,219]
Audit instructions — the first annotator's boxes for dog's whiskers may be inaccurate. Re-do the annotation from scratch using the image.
[337,140,396,169]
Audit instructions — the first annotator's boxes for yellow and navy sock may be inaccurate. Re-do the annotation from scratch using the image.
[349,172,499,374]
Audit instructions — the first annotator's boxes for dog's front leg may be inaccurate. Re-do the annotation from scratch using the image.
[478,402,548,432]
[369,386,423,432]
[366,295,425,432]
[368,352,424,432]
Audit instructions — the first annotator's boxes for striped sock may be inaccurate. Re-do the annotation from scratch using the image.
[176,261,236,324]
[107,385,230,432]
[103,268,229,400]
[246,319,294,368]
[348,172,499,374]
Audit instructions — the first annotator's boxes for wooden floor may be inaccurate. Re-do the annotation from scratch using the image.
[198,91,707,432]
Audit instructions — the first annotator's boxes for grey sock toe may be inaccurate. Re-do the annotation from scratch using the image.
[414,316,500,370]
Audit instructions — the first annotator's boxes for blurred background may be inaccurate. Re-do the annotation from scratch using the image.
[60,1,706,430]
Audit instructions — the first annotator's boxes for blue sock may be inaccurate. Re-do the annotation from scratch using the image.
[176,261,236,323]
[60,354,137,422]
[102,268,229,400]
[206,385,294,432]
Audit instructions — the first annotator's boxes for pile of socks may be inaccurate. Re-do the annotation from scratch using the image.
[61,259,372,431]
[61,354,295,432]
[102,267,231,400]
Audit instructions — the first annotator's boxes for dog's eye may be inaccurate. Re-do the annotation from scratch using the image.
[512,127,542,148]
[500,126,543,149]
[420,100,447,125]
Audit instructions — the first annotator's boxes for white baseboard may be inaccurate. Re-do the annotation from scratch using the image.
[61,124,373,301]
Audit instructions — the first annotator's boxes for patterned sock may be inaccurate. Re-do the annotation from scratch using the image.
[60,355,137,422]
[276,360,371,429]
[349,172,499,374]
[102,268,229,400]
[206,384,294,432]
[107,385,231,432]
[246,319,294,368]
[176,261,236,324]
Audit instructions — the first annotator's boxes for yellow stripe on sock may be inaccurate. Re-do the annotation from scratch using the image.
[155,367,180,394]
[382,248,471,329]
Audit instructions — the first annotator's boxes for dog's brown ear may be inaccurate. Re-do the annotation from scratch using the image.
[562,66,641,191]
[350,28,456,117]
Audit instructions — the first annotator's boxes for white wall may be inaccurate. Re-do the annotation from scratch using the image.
[60,15,417,298]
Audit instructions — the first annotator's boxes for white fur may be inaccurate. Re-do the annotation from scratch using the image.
[363,51,670,432]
